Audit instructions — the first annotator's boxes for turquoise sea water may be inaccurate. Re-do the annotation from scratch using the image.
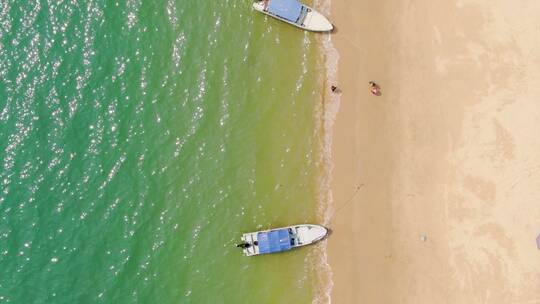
[0,0,327,303]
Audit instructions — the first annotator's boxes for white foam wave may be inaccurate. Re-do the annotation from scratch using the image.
[312,0,340,303]
[126,0,141,30]
[172,33,186,69]
[166,0,179,28]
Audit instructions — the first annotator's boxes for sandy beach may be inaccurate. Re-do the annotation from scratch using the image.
[327,1,540,303]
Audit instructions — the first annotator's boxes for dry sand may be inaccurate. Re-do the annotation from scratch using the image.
[327,1,540,303]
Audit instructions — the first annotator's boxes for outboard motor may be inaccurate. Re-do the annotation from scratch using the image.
[236,242,251,249]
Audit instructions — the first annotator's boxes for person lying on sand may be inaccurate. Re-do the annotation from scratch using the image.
[369,81,382,96]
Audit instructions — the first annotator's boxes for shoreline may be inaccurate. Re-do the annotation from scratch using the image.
[325,0,540,303]
[313,0,340,302]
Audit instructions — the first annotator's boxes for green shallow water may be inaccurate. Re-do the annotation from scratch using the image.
[0,0,327,303]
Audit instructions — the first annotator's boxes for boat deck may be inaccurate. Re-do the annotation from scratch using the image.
[240,224,327,256]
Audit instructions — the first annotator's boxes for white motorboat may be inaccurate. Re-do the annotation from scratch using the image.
[253,0,333,32]
[237,224,328,256]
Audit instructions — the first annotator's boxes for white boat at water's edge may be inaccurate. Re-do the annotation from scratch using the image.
[238,224,328,256]
[253,0,333,32]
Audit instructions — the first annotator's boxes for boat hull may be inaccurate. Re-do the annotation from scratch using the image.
[240,224,328,256]
[253,1,333,32]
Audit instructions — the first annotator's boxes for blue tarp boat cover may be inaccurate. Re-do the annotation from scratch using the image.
[258,229,292,254]
[267,0,303,23]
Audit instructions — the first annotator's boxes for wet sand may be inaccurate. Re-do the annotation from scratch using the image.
[327,1,540,303]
